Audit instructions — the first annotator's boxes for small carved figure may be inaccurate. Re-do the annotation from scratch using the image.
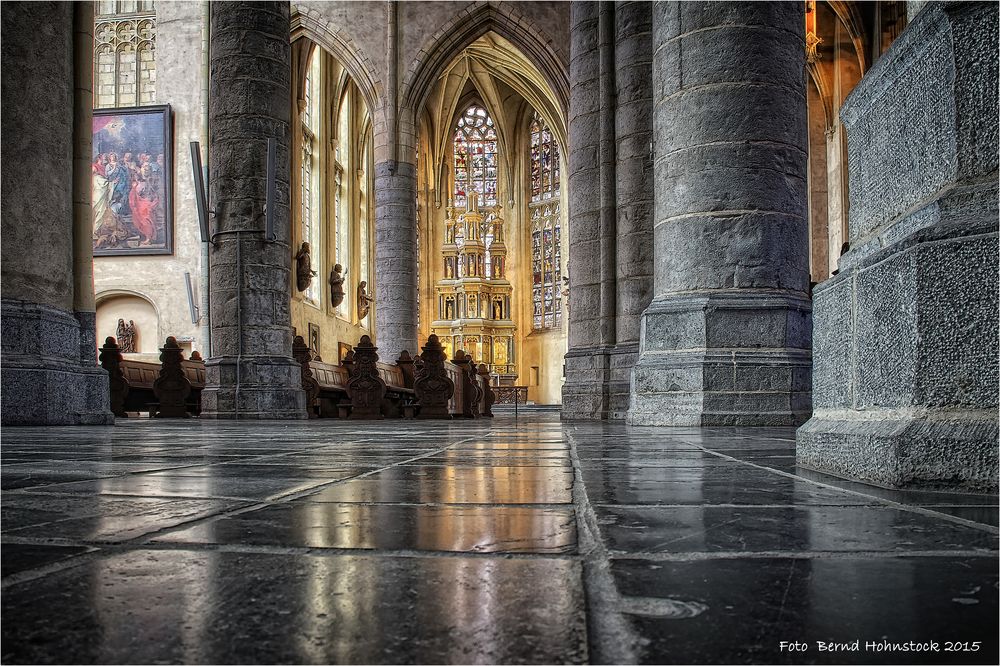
[153,336,191,418]
[293,335,320,418]
[329,263,347,307]
[116,318,137,353]
[477,363,495,417]
[99,336,130,417]
[493,300,503,320]
[295,241,316,292]
[414,334,454,419]
[347,335,386,419]
[357,281,374,320]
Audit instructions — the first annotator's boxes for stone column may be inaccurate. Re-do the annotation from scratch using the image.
[201,1,306,419]
[1,2,112,425]
[798,2,999,492]
[562,0,612,420]
[630,2,812,426]
[610,1,654,420]
[374,158,418,362]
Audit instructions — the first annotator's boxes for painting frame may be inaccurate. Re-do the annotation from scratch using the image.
[92,104,173,256]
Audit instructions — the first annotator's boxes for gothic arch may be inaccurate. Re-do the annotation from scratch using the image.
[400,3,569,116]
[290,7,382,115]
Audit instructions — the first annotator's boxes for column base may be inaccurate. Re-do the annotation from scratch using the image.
[201,355,307,419]
[561,345,612,420]
[628,293,812,426]
[797,412,999,492]
[608,342,639,421]
[1,299,114,426]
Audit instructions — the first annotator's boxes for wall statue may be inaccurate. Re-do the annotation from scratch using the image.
[295,241,316,292]
[116,318,137,353]
[357,280,374,320]
[329,263,346,307]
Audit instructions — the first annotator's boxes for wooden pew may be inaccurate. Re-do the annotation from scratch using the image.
[293,335,415,419]
[101,337,205,417]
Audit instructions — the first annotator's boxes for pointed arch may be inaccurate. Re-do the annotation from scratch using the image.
[401,3,569,117]
[290,8,382,115]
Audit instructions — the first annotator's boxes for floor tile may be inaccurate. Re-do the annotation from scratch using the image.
[594,506,998,554]
[2,494,242,542]
[611,556,999,664]
[1,549,587,664]
[156,503,577,554]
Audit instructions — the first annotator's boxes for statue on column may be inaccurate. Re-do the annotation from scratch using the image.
[116,318,137,353]
[295,241,316,292]
[329,264,346,307]
[357,281,374,320]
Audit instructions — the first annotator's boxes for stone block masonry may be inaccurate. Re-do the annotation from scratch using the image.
[629,2,812,426]
[797,1,999,491]
[201,1,306,419]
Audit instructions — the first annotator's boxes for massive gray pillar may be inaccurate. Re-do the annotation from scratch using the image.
[562,0,612,419]
[629,2,812,426]
[374,159,418,362]
[1,2,112,426]
[202,1,306,419]
[798,2,999,492]
[609,1,654,420]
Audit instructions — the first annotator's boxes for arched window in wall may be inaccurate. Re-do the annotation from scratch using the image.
[334,88,351,318]
[300,49,321,304]
[529,112,562,329]
[454,105,499,207]
[94,0,156,109]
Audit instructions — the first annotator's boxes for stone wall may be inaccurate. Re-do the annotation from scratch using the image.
[797,1,999,491]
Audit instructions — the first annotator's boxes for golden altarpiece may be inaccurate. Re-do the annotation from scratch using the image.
[431,190,517,384]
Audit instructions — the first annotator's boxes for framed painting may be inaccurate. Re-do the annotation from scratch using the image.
[92,105,173,255]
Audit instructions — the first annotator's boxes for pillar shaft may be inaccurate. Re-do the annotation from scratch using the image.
[1,2,111,425]
[202,1,305,419]
[629,2,812,425]
[562,0,611,419]
[608,0,654,419]
[374,159,418,362]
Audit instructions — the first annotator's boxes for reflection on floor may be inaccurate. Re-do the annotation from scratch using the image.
[2,415,997,664]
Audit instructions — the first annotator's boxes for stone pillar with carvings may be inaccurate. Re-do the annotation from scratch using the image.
[201,0,306,419]
[1,2,113,425]
[630,2,812,426]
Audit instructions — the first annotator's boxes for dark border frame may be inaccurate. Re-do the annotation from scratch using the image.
[93,104,173,256]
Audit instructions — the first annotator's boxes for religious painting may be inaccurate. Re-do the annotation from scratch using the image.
[92,105,173,255]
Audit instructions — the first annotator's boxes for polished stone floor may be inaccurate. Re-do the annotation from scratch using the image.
[2,415,997,664]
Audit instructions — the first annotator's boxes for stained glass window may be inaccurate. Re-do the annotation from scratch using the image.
[530,112,560,203]
[453,105,498,207]
[530,112,562,329]
[94,1,156,109]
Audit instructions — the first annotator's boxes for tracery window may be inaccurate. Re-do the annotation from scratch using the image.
[300,50,321,304]
[94,1,156,109]
[529,112,562,329]
[453,105,498,207]
[334,89,351,317]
